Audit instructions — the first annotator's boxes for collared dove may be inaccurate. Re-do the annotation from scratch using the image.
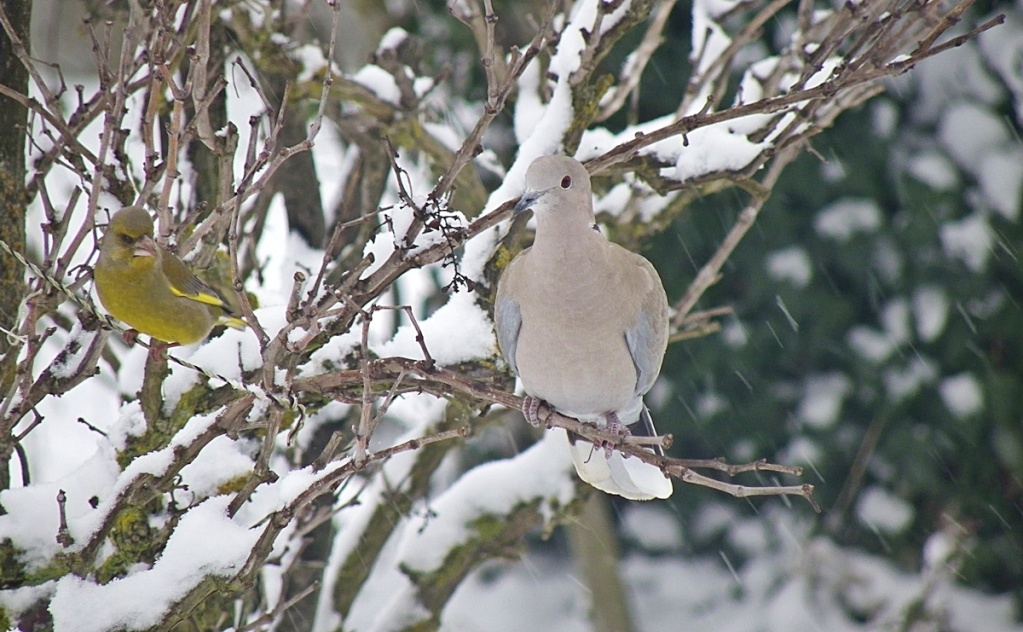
[495,155,673,500]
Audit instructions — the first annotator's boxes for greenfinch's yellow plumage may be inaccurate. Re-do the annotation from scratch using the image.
[95,206,245,345]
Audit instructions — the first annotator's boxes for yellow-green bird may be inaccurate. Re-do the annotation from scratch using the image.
[95,206,245,345]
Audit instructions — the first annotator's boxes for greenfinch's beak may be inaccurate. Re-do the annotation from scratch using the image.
[133,235,157,258]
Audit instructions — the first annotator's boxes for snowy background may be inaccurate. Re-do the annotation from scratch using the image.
[1,0,1021,630]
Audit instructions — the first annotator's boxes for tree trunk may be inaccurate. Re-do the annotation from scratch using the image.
[567,493,637,632]
[0,0,31,493]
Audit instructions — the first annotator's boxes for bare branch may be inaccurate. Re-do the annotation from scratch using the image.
[294,356,821,511]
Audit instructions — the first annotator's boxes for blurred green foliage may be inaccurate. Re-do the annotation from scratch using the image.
[648,5,1023,603]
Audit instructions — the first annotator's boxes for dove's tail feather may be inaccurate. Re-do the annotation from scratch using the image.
[568,406,672,500]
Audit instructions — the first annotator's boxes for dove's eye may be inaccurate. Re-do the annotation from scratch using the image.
[560,176,572,189]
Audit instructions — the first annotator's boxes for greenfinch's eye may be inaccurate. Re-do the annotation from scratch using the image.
[118,233,133,245]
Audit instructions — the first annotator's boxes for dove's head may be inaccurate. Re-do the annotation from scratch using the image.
[514,156,594,226]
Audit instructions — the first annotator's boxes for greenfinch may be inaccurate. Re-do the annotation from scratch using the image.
[95,206,245,345]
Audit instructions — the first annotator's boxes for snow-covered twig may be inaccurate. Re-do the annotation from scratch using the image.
[235,425,472,580]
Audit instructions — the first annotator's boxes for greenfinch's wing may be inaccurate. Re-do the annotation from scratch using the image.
[160,247,230,308]
[218,315,247,330]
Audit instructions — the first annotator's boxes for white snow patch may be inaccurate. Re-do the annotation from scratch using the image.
[938,101,1010,171]
[373,292,495,365]
[821,156,847,182]
[68,411,223,547]
[871,99,899,138]
[620,504,684,552]
[49,496,259,632]
[872,237,904,284]
[881,298,911,346]
[593,182,633,219]
[727,518,769,556]
[299,327,361,377]
[443,556,590,632]
[294,44,332,82]
[691,0,733,91]
[396,430,576,573]
[856,486,914,534]
[912,285,949,342]
[591,178,675,224]
[766,246,813,288]
[908,45,1003,124]
[779,436,824,470]
[253,200,326,307]
[160,352,202,413]
[721,318,749,347]
[689,502,740,541]
[413,76,435,99]
[423,120,463,153]
[797,373,851,429]
[0,581,56,623]
[979,17,1023,122]
[622,554,751,631]
[923,530,958,571]
[942,582,1023,632]
[978,148,1023,221]
[906,151,959,190]
[178,436,256,498]
[815,198,882,240]
[847,326,896,364]
[106,401,148,451]
[574,126,618,162]
[696,391,728,418]
[0,446,120,570]
[577,112,769,183]
[367,587,433,631]
[940,213,992,272]
[635,188,678,222]
[883,356,938,401]
[310,483,386,632]
[939,373,983,419]
[378,26,408,51]
[513,60,545,149]
[673,122,767,181]
[966,288,1006,319]
[351,65,401,105]
[46,321,100,379]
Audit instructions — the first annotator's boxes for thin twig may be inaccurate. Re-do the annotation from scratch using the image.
[433,0,556,201]
[55,490,74,547]
[673,145,796,322]
[597,0,678,122]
